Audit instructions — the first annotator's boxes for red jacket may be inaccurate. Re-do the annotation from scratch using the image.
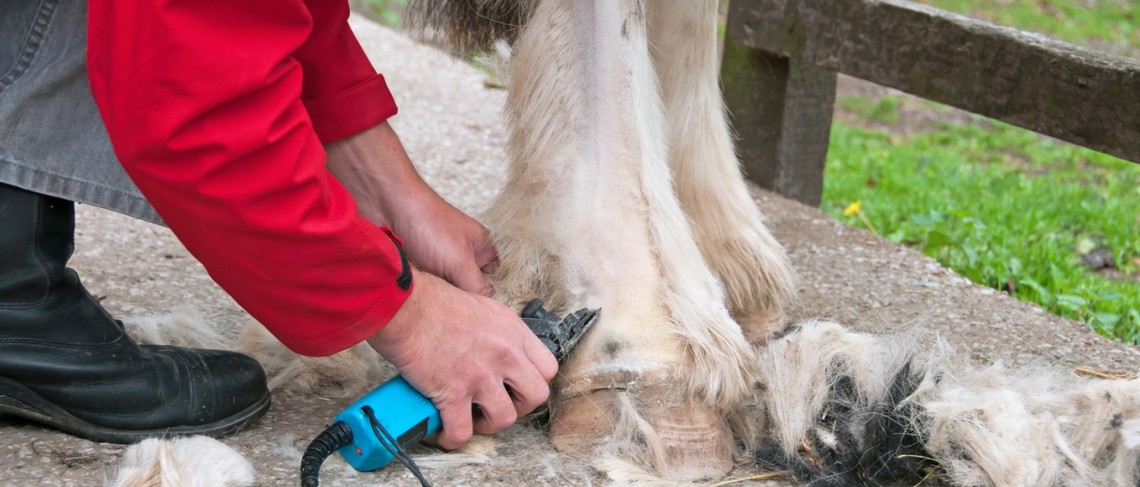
[87,0,412,356]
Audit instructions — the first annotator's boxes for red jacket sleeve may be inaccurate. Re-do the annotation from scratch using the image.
[86,0,413,356]
[294,0,398,142]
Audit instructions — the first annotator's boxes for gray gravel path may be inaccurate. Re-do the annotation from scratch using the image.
[2,17,1136,487]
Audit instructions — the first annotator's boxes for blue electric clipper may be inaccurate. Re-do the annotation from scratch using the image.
[299,299,598,486]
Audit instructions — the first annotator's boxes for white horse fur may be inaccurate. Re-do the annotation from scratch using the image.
[237,320,390,398]
[409,0,794,479]
[109,1,1140,485]
[753,320,1140,487]
[110,436,254,487]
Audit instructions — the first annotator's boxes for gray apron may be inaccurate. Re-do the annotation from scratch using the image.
[0,0,162,224]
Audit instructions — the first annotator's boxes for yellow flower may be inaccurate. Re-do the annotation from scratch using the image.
[843,200,862,217]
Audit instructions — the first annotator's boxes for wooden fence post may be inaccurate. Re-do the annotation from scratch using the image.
[721,0,837,207]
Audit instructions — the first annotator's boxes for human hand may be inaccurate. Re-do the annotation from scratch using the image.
[383,186,499,297]
[325,123,498,296]
[366,270,558,449]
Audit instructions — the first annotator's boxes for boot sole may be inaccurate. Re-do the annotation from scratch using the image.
[0,376,271,444]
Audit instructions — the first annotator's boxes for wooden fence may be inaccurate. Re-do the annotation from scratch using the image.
[721,0,1140,206]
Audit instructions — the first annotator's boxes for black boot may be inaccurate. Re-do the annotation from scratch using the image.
[0,182,270,443]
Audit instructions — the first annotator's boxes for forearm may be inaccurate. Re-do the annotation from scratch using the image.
[325,122,439,225]
[86,0,412,356]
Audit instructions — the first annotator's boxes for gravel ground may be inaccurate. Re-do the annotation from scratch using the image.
[2,17,1136,487]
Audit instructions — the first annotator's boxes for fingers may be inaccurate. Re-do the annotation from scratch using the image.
[436,397,475,450]
[377,276,555,452]
[480,254,500,275]
[438,374,543,447]
[503,360,551,416]
[475,238,500,275]
[452,231,499,297]
[437,334,552,444]
[472,384,518,436]
[524,332,559,383]
[448,263,494,297]
[447,231,497,297]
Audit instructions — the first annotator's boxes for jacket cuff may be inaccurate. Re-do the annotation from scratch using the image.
[303,73,399,143]
[283,225,414,356]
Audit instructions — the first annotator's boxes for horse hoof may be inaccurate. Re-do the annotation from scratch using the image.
[548,370,735,481]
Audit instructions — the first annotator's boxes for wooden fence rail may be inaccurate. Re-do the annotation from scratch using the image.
[722,0,1140,206]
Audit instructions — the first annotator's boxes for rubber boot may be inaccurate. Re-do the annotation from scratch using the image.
[0,182,270,443]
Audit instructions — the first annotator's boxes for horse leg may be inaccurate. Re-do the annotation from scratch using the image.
[485,0,753,479]
[647,0,796,345]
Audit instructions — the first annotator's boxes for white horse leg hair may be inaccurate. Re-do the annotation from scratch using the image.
[484,0,757,479]
[646,0,796,345]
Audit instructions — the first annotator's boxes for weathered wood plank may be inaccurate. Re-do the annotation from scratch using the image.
[722,6,837,206]
[728,0,1140,164]
[721,44,837,205]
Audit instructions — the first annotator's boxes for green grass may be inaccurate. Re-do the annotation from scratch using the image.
[824,0,1140,342]
[916,0,1137,50]
[358,0,407,27]
[840,95,903,125]
[822,122,1140,342]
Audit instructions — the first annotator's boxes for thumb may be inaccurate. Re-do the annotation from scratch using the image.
[449,260,494,297]
[476,246,500,275]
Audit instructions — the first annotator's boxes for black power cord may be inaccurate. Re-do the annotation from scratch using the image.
[298,409,432,487]
[300,421,352,487]
[362,405,431,487]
